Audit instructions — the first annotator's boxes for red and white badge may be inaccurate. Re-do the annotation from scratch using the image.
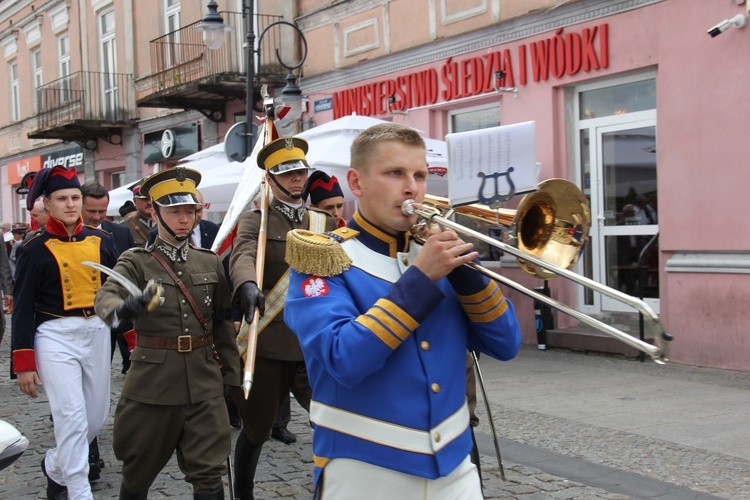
[302,276,329,297]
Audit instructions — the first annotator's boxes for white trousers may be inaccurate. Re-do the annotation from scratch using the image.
[36,316,111,500]
[322,455,482,499]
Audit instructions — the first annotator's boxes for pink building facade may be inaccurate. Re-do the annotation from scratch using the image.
[297,0,750,370]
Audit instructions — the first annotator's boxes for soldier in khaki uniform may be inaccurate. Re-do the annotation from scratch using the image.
[229,137,337,500]
[94,167,241,500]
[120,184,154,246]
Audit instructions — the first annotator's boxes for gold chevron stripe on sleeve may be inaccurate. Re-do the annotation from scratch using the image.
[373,298,419,330]
[355,315,403,349]
[369,306,410,342]
[458,282,509,322]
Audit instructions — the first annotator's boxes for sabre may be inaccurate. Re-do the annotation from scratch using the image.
[82,261,163,311]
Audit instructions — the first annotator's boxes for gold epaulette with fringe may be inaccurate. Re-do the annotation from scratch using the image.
[285,227,359,277]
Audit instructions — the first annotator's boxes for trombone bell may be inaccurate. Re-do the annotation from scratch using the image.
[514,179,590,279]
[424,179,591,280]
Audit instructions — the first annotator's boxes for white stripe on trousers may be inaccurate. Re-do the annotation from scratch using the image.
[36,316,111,500]
[322,455,482,499]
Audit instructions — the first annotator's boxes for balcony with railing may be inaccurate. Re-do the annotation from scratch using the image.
[137,12,289,122]
[28,71,135,144]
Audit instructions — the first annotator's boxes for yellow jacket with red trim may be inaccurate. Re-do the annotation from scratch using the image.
[11,216,118,372]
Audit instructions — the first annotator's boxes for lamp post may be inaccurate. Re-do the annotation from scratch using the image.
[196,0,308,162]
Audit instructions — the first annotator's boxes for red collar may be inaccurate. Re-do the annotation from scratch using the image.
[45,215,84,237]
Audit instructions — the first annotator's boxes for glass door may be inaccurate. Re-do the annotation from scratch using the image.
[595,121,659,312]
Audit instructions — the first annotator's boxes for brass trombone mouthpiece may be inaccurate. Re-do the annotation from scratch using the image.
[402,199,417,216]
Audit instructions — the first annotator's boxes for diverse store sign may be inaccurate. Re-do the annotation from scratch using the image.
[332,24,609,118]
[42,145,84,169]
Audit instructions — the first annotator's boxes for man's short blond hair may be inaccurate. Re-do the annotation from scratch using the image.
[350,123,425,172]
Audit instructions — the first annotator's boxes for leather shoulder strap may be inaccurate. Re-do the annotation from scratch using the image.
[150,250,210,334]
[127,218,148,242]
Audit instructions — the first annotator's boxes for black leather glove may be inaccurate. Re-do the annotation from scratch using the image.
[238,281,265,323]
[116,291,155,324]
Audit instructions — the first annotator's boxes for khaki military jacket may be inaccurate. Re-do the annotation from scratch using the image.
[122,213,154,247]
[229,198,336,361]
[95,238,241,405]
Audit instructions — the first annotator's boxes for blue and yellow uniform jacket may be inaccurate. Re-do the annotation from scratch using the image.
[11,216,118,372]
[284,211,521,486]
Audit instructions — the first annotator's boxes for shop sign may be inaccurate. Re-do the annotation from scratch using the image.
[143,123,200,164]
[333,24,609,118]
[42,144,84,169]
[6,156,42,185]
[5,144,85,184]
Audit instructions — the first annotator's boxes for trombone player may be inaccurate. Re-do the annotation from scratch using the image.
[284,123,522,498]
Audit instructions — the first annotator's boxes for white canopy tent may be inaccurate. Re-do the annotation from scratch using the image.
[107,114,449,217]
[298,114,449,199]
[106,143,244,216]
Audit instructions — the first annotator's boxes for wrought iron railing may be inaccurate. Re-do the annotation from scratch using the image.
[34,71,134,130]
[148,12,285,92]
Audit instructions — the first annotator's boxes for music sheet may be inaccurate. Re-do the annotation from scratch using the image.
[446,121,538,206]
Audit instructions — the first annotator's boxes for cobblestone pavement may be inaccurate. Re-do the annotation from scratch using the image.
[1,318,748,499]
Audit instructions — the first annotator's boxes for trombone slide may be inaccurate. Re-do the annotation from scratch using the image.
[403,200,671,363]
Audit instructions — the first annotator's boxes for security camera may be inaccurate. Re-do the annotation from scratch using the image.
[708,13,747,37]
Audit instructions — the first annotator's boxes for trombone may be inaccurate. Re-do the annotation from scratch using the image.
[403,179,672,364]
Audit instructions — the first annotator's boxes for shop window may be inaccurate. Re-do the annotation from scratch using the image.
[449,106,500,133]
[579,79,655,119]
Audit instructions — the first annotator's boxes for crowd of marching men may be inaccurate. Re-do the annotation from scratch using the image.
[6,124,522,500]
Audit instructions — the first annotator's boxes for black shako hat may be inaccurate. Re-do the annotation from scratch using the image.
[26,166,81,210]
[304,170,344,205]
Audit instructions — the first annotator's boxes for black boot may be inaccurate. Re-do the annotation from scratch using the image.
[194,489,224,500]
[119,483,148,499]
[233,432,263,500]
[88,436,102,482]
[41,459,68,500]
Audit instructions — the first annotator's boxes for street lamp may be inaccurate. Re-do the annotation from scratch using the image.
[196,0,308,162]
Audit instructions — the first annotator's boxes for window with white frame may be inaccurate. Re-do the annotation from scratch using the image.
[32,49,43,113]
[164,0,181,66]
[9,61,20,121]
[58,34,71,103]
[99,9,118,119]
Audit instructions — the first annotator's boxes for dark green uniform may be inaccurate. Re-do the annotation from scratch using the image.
[229,199,336,444]
[95,238,241,493]
[121,212,153,247]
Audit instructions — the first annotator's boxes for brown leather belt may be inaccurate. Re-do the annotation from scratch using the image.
[136,333,213,353]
